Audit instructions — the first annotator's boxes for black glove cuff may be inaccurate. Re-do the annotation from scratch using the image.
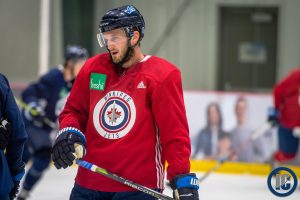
[56,127,86,145]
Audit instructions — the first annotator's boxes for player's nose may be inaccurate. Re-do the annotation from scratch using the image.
[106,41,115,51]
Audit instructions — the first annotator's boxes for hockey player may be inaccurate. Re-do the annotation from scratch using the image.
[0,74,27,200]
[268,68,300,165]
[17,45,88,200]
[52,5,199,200]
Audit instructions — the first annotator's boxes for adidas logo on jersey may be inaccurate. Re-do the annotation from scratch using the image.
[137,81,146,89]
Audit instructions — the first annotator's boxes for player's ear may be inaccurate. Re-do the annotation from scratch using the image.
[131,31,140,46]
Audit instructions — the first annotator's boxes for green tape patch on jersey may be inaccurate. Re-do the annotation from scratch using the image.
[90,73,106,91]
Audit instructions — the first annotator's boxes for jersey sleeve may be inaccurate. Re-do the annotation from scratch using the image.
[59,64,90,133]
[151,69,191,181]
[0,75,27,172]
[21,72,53,104]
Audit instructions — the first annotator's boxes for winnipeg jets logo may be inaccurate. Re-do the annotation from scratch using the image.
[125,6,136,14]
[93,91,136,139]
[107,101,122,124]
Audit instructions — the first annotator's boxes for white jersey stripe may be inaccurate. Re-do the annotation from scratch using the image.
[140,55,151,62]
[155,127,160,188]
[155,137,160,188]
[155,125,164,189]
[158,138,164,188]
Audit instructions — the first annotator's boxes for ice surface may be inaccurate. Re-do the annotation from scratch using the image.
[25,166,299,200]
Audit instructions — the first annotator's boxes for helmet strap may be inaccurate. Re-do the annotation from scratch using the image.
[125,27,141,47]
[64,59,76,82]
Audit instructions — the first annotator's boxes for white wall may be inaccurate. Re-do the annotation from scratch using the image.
[277,0,300,80]
[49,0,63,68]
[0,0,40,82]
[93,0,300,90]
[0,0,300,88]
[0,0,63,82]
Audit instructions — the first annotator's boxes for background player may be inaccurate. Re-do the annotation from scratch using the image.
[0,73,27,200]
[17,45,88,200]
[52,5,199,200]
[268,68,300,165]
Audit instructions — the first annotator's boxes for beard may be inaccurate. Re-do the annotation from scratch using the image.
[109,46,134,66]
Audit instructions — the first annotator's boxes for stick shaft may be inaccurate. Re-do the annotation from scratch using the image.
[76,160,174,200]
[14,97,57,129]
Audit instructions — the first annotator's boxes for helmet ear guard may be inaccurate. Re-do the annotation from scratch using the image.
[124,27,134,38]
[125,27,143,48]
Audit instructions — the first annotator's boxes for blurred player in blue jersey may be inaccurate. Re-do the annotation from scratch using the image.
[0,73,27,200]
[17,45,88,200]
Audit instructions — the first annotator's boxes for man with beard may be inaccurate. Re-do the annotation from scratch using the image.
[51,5,199,200]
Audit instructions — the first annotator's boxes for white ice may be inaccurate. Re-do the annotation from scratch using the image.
[24,166,299,200]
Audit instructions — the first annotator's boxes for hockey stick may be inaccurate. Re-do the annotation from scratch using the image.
[76,159,174,200]
[198,122,272,183]
[14,97,57,129]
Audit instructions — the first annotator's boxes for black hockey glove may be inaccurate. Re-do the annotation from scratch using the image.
[267,107,279,126]
[170,173,199,200]
[0,118,11,150]
[9,163,25,200]
[52,127,86,169]
[24,101,45,127]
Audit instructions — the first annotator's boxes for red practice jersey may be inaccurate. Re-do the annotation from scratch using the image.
[59,53,191,192]
[273,68,300,128]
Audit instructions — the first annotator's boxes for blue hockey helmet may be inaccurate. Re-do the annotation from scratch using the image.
[98,5,145,47]
[64,45,89,61]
